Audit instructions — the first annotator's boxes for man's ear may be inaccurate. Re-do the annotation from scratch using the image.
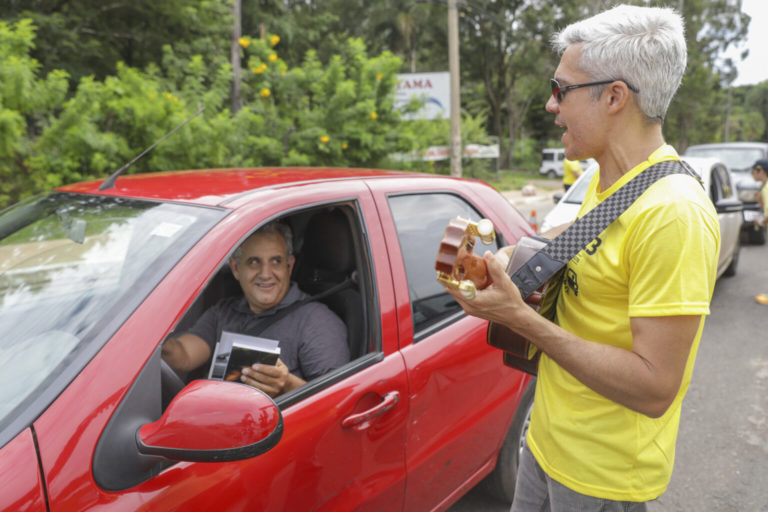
[287,254,296,275]
[229,257,240,280]
[606,81,631,113]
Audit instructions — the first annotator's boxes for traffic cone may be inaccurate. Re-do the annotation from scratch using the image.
[529,209,539,233]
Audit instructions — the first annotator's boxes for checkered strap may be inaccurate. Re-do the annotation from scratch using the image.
[511,159,700,299]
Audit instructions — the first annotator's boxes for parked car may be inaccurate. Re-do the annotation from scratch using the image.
[0,167,536,511]
[538,148,565,178]
[684,142,767,245]
[540,156,743,278]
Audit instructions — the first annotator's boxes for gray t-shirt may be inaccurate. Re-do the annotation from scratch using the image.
[188,283,349,381]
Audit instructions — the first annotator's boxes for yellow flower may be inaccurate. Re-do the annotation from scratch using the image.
[320,135,330,143]
[173,96,179,102]
[369,111,378,120]
[269,35,280,47]
[252,63,267,74]
[268,53,278,62]
[164,92,173,100]
[376,73,383,80]
[238,37,251,48]
[342,142,348,149]
[260,88,271,98]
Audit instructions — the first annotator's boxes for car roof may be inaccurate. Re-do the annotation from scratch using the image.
[55,167,428,207]
[686,141,768,150]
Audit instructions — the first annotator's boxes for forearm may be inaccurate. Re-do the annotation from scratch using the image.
[161,334,210,373]
[518,311,680,417]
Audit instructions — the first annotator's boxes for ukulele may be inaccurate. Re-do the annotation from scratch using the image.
[436,217,557,375]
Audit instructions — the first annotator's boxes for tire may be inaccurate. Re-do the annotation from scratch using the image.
[723,238,740,277]
[479,378,536,503]
[547,170,557,179]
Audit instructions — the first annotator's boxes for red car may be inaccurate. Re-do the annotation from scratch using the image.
[0,167,534,511]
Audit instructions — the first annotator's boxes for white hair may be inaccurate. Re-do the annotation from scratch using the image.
[552,4,687,123]
[232,220,293,262]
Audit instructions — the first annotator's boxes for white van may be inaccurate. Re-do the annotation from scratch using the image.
[539,148,565,178]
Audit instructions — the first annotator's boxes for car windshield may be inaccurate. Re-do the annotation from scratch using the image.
[563,166,597,204]
[685,147,764,172]
[0,192,222,427]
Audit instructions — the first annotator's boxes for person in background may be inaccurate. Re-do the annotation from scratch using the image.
[446,5,719,511]
[751,159,768,305]
[562,157,583,191]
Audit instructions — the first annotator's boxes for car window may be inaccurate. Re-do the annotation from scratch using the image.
[712,165,733,201]
[168,203,372,402]
[388,193,499,337]
[563,165,597,204]
[0,192,222,436]
[685,147,764,172]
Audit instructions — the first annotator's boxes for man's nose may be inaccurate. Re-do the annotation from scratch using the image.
[545,95,559,113]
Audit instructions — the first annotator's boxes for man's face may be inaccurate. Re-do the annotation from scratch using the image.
[545,45,607,162]
[230,231,295,314]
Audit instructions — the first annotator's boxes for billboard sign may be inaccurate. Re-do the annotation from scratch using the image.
[395,72,450,120]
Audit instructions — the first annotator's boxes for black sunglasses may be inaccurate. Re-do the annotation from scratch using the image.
[550,78,639,103]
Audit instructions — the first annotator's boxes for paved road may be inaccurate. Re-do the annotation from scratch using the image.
[449,241,768,511]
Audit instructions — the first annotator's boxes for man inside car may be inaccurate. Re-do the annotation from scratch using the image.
[162,220,350,397]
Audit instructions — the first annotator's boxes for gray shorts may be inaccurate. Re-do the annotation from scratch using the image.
[511,443,648,512]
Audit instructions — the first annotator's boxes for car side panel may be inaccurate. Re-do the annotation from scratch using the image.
[366,177,533,511]
[0,429,47,512]
[32,182,410,510]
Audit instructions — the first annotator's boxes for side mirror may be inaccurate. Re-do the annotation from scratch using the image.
[552,192,563,204]
[137,380,283,463]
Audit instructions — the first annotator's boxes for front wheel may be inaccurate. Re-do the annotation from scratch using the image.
[479,377,536,503]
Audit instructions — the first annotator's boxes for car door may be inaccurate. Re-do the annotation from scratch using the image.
[0,430,47,511]
[708,163,743,274]
[366,177,533,511]
[30,182,411,511]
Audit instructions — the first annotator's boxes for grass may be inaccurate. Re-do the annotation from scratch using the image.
[474,169,562,192]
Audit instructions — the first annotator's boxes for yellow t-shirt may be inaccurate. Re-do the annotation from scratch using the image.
[527,145,721,502]
[760,182,768,216]
[563,158,583,186]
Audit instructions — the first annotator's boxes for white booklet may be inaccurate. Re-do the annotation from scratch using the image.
[208,331,280,381]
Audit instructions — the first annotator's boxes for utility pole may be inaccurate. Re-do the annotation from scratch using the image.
[231,0,242,113]
[448,0,462,177]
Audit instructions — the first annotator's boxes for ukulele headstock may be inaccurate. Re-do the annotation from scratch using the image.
[435,216,495,299]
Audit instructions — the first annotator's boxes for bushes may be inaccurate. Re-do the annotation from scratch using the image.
[0,20,435,209]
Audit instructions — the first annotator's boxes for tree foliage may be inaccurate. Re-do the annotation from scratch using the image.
[0,18,428,208]
[0,0,764,208]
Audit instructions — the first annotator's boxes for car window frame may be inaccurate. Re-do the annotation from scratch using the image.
[386,191,500,342]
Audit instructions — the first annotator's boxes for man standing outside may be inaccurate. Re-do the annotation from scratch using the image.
[163,220,350,397]
[447,5,719,510]
[562,157,582,191]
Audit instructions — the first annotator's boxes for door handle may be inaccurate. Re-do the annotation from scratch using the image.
[341,391,400,430]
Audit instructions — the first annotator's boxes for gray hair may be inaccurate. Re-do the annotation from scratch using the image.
[232,220,293,262]
[552,4,686,123]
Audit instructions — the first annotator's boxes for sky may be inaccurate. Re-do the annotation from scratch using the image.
[723,0,768,86]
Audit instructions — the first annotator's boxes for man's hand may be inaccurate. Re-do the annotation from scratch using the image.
[240,359,306,398]
[446,250,530,330]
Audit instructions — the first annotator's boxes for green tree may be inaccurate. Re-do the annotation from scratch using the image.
[0,19,431,208]
[664,0,750,149]
[0,0,231,83]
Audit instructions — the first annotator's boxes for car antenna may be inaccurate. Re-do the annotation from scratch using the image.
[98,106,205,191]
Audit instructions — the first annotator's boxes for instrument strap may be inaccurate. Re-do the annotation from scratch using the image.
[512,159,700,299]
